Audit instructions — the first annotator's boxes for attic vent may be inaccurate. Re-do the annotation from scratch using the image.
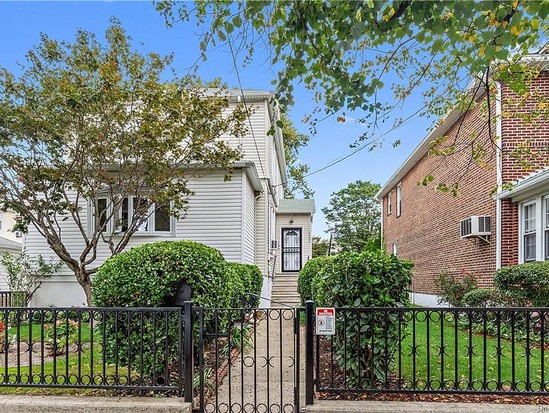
[460,216,491,238]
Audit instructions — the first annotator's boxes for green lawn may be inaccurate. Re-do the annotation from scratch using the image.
[395,311,549,390]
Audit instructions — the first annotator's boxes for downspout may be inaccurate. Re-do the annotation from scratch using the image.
[495,81,503,269]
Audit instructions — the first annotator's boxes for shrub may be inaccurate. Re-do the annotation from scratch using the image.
[494,261,549,307]
[310,250,412,386]
[297,256,333,304]
[462,288,501,307]
[227,262,263,307]
[93,240,232,377]
[44,319,78,356]
[434,271,478,307]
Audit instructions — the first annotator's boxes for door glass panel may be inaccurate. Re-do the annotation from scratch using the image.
[282,229,302,272]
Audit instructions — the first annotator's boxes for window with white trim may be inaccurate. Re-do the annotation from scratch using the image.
[545,198,549,260]
[523,202,536,262]
[92,196,173,235]
[396,185,402,217]
[519,195,549,263]
[387,191,392,215]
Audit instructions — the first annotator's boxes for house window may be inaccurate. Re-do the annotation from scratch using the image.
[545,198,549,260]
[94,196,172,235]
[392,242,398,256]
[387,191,392,215]
[396,185,402,217]
[282,228,302,272]
[523,202,536,262]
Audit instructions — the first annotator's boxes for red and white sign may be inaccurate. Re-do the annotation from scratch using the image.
[316,307,336,335]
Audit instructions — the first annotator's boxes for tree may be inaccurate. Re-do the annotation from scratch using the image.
[0,251,62,306]
[0,20,247,305]
[158,1,549,160]
[280,113,313,199]
[322,180,381,253]
[312,236,329,258]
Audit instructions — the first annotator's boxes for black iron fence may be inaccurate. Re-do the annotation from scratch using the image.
[0,306,188,394]
[308,302,549,396]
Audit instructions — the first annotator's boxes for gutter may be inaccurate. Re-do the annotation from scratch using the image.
[495,81,502,270]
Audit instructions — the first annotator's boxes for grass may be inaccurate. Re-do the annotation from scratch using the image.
[395,311,549,390]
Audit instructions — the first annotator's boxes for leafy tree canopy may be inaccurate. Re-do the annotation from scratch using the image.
[322,180,381,253]
[157,1,549,140]
[0,19,247,305]
[312,236,329,258]
[281,113,313,199]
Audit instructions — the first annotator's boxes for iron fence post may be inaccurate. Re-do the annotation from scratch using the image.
[305,300,314,405]
[183,301,194,403]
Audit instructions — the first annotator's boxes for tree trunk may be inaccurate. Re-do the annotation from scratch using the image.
[75,268,93,307]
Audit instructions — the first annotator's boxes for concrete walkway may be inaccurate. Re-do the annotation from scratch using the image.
[0,396,190,413]
[212,307,304,412]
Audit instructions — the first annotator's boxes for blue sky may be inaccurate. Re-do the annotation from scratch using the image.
[0,1,435,237]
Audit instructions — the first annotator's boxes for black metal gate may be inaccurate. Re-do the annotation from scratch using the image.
[191,306,304,413]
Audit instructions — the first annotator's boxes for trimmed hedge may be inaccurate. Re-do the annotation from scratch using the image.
[309,250,413,386]
[494,261,549,307]
[92,240,262,376]
[226,262,263,307]
[297,256,333,304]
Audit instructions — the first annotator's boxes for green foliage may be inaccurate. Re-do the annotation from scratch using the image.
[92,240,233,376]
[44,319,78,356]
[226,262,263,308]
[434,271,479,307]
[297,256,333,305]
[312,236,329,258]
[310,250,412,385]
[0,20,247,305]
[279,113,313,199]
[0,251,62,305]
[461,288,501,308]
[158,1,547,134]
[494,261,549,307]
[322,180,381,253]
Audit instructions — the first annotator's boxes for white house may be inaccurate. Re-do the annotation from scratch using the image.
[23,90,314,307]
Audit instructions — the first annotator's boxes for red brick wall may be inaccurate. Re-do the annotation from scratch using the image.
[383,101,497,294]
[501,71,549,183]
[500,199,519,267]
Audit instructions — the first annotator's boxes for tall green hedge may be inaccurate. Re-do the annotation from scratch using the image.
[297,256,333,304]
[226,262,263,307]
[92,240,261,377]
[310,250,413,386]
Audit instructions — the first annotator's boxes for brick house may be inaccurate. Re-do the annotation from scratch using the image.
[376,56,549,306]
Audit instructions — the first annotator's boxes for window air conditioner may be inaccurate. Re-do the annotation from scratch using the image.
[460,216,491,238]
[271,240,279,249]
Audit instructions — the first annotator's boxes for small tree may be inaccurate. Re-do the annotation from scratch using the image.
[0,251,62,306]
[322,180,381,253]
[312,236,329,258]
[0,20,247,305]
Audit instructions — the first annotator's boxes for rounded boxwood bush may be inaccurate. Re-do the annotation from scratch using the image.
[93,240,230,309]
[92,240,232,378]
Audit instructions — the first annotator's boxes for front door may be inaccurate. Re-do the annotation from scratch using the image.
[282,228,302,272]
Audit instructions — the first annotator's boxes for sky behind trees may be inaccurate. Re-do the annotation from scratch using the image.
[0,1,434,236]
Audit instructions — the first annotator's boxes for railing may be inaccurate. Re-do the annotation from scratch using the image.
[0,306,187,394]
[310,304,549,396]
[0,291,27,307]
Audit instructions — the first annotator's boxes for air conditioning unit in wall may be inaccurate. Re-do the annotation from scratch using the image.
[271,240,279,250]
[460,215,491,238]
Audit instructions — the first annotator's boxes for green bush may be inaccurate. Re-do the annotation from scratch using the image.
[226,262,263,307]
[434,271,478,307]
[297,256,333,304]
[93,240,232,376]
[462,288,501,307]
[494,261,549,307]
[310,250,413,386]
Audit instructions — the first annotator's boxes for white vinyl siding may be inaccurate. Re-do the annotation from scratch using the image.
[254,189,269,276]
[242,172,256,264]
